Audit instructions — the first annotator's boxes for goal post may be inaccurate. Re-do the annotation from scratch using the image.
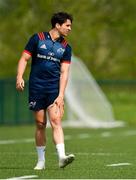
[63,55,124,128]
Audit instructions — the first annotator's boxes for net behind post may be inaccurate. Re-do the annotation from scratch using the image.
[64,55,124,128]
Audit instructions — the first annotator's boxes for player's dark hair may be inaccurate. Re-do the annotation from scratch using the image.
[51,12,73,28]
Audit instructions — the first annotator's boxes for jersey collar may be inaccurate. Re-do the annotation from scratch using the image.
[47,32,63,43]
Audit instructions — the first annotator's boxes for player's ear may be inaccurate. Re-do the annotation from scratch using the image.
[56,23,61,29]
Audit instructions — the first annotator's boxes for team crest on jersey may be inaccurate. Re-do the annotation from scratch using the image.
[29,101,36,108]
[57,48,65,54]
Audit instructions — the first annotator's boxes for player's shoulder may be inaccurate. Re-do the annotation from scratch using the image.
[36,32,48,40]
[28,32,47,43]
[66,43,72,50]
[29,31,47,38]
[65,41,72,52]
[61,37,72,50]
[28,33,39,42]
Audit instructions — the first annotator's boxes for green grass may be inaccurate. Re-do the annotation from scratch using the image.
[0,125,136,179]
[101,85,136,125]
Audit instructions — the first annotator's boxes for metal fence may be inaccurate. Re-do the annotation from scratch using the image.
[0,79,136,125]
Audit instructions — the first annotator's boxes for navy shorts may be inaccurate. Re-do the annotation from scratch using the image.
[29,92,59,111]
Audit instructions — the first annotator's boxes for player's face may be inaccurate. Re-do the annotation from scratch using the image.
[57,19,72,37]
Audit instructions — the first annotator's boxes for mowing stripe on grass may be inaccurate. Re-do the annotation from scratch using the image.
[106,163,131,167]
[7,175,38,179]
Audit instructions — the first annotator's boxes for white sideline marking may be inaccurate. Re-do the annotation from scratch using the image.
[106,163,131,167]
[77,133,90,139]
[124,130,136,136]
[1,129,136,145]
[0,138,34,145]
[0,152,35,155]
[101,132,111,137]
[92,152,111,156]
[7,175,38,179]
[64,135,72,140]
[74,152,89,155]
[0,152,114,156]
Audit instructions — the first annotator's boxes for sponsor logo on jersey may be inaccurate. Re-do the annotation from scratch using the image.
[48,52,54,56]
[37,53,60,62]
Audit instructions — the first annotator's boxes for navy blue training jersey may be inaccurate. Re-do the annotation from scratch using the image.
[24,32,72,96]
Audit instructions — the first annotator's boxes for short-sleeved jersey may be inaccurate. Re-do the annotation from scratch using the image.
[24,32,72,95]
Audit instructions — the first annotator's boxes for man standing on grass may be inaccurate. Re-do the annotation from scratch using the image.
[16,12,75,170]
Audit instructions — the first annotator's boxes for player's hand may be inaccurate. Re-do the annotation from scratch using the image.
[54,96,64,106]
[16,77,25,91]
[54,96,64,118]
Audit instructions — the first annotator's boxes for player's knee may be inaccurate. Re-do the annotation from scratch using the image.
[52,114,60,122]
[50,116,61,128]
[36,121,46,129]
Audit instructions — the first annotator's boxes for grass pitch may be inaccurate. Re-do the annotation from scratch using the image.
[0,125,136,179]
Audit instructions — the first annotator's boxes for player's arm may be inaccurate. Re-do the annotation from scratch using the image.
[16,52,31,91]
[54,62,70,117]
[59,62,70,99]
[54,43,72,117]
[16,33,38,91]
[57,45,71,102]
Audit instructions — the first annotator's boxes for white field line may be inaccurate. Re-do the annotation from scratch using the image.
[106,162,131,167]
[64,135,72,140]
[123,130,136,136]
[101,130,136,137]
[0,152,35,155]
[0,151,126,156]
[76,152,127,156]
[77,133,90,139]
[1,129,136,145]
[101,132,111,137]
[0,138,34,145]
[7,175,38,179]
[74,152,111,156]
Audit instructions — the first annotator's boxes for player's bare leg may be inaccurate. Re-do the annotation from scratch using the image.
[48,103,64,144]
[34,110,47,170]
[48,104,75,168]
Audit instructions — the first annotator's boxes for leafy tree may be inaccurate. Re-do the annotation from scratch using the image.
[0,0,136,79]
